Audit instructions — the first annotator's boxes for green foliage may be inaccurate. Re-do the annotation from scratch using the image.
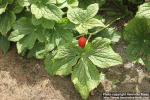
[0,0,14,15]
[123,2,150,70]
[45,37,122,99]
[93,27,121,43]
[67,3,106,34]
[9,17,47,54]
[0,12,16,36]
[0,34,10,54]
[124,17,150,70]
[31,3,63,21]
[0,0,16,53]
[2,0,150,99]
[136,2,150,19]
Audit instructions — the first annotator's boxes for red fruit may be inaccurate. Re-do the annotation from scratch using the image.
[78,37,87,48]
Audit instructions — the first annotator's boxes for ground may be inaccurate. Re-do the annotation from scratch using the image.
[0,44,150,100]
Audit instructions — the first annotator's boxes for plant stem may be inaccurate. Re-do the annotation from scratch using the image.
[86,34,92,44]
[76,34,84,38]
[76,16,124,41]
[86,17,124,43]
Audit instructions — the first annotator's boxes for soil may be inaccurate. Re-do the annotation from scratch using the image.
[0,43,150,100]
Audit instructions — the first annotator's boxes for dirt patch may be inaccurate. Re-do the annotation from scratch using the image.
[0,45,150,100]
[0,48,81,100]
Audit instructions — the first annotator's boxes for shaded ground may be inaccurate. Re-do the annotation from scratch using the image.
[0,44,150,100]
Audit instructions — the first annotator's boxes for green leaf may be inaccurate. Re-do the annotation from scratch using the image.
[9,17,35,42]
[94,28,121,43]
[44,37,122,99]
[124,17,150,68]
[16,31,37,53]
[31,3,63,21]
[9,17,47,54]
[12,1,24,13]
[67,0,78,7]
[143,54,150,71]
[27,17,74,59]
[67,3,105,34]
[17,0,30,7]
[76,18,105,34]
[72,57,104,99]
[136,2,150,19]
[89,37,122,68]
[7,0,14,4]
[56,18,75,29]
[124,17,150,42]
[45,23,73,50]
[9,17,73,55]
[86,3,99,19]
[17,28,46,53]
[0,12,16,35]
[27,42,45,59]
[56,0,79,8]
[0,35,10,54]
[0,0,14,15]
[32,16,55,29]
[102,28,121,43]
[0,3,7,15]
[67,3,99,24]
[126,42,144,61]
[45,44,79,76]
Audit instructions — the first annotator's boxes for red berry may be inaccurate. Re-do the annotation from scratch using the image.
[78,37,87,48]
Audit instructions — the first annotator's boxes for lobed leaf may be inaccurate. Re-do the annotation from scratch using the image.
[0,12,16,36]
[136,2,150,19]
[31,3,63,21]
[72,57,102,99]
[67,3,105,34]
